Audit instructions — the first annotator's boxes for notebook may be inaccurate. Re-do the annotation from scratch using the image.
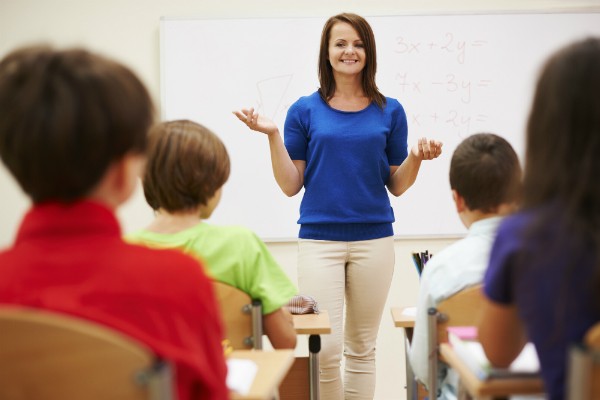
[448,331,540,379]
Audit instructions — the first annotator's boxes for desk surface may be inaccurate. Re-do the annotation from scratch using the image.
[229,349,295,400]
[292,310,331,335]
[390,307,416,328]
[439,343,544,397]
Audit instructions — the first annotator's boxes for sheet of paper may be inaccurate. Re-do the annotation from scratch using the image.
[226,358,258,395]
[449,332,540,379]
[402,307,417,317]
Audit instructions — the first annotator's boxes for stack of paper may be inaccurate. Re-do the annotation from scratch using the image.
[226,358,258,395]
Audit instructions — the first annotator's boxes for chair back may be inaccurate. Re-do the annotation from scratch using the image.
[0,307,174,400]
[427,284,484,397]
[435,284,484,343]
[212,281,263,350]
[567,321,600,400]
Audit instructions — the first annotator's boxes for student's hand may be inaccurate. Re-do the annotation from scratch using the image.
[233,107,279,137]
[411,137,443,161]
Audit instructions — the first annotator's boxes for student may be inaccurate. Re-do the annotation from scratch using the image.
[408,133,522,399]
[478,37,600,400]
[0,46,228,400]
[234,13,442,398]
[127,119,298,349]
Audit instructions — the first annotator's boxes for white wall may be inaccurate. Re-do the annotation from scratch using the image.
[1,1,599,399]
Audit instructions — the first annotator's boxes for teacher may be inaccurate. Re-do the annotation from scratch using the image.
[234,13,442,399]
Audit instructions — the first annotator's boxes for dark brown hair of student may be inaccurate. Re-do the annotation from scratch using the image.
[318,13,386,109]
[523,37,600,307]
[524,37,600,218]
[449,132,522,213]
[0,45,153,203]
[143,120,230,213]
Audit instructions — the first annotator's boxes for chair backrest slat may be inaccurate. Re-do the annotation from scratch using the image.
[0,307,171,400]
[426,284,483,398]
[435,284,483,343]
[212,281,263,350]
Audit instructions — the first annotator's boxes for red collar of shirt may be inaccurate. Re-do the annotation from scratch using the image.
[15,200,121,244]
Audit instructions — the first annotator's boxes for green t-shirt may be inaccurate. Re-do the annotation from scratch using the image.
[127,223,297,314]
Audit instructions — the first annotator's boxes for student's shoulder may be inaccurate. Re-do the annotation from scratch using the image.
[201,223,258,242]
[420,237,473,280]
[199,224,270,256]
[494,211,533,250]
[498,211,531,234]
[124,240,204,275]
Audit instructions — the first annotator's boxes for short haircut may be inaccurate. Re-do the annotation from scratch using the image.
[449,133,522,213]
[143,120,230,212]
[0,45,153,203]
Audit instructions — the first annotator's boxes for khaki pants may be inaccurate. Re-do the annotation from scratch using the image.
[297,237,395,400]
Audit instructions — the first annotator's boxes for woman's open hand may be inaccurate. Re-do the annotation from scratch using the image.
[411,137,443,160]
[233,107,278,137]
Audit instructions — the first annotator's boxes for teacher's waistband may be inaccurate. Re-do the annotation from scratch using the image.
[299,222,393,242]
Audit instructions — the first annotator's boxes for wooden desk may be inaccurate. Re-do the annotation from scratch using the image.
[288,311,331,400]
[292,310,331,335]
[230,349,295,400]
[391,306,416,342]
[439,343,545,400]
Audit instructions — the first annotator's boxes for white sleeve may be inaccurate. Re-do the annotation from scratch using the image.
[408,269,436,388]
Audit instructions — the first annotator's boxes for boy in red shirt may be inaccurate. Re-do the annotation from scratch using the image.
[0,45,228,400]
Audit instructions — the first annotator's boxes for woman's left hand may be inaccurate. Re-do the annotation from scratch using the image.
[411,137,443,160]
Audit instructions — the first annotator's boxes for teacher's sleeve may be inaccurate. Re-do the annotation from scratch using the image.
[284,100,309,161]
[386,99,408,166]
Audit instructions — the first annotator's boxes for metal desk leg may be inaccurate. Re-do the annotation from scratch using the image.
[405,336,417,400]
[308,334,321,400]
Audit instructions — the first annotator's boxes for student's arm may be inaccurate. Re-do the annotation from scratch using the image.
[387,138,442,197]
[477,295,527,368]
[233,108,304,196]
[263,307,297,349]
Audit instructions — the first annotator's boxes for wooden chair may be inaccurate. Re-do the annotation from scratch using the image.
[0,307,174,400]
[212,281,263,350]
[434,286,544,400]
[426,284,484,398]
[567,321,600,400]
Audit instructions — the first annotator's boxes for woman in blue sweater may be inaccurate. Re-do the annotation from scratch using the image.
[235,13,442,399]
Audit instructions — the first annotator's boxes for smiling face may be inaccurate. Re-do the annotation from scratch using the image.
[328,22,366,78]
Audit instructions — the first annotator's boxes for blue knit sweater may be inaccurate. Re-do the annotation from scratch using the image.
[284,92,408,241]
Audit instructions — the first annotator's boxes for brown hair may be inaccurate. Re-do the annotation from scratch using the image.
[449,133,522,213]
[524,37,600,215]
[0,45,153,203]
[521,37,600,308]
[318,13,386,108]
[143,120,230,212]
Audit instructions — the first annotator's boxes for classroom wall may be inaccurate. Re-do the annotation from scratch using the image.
[1,1,598,399]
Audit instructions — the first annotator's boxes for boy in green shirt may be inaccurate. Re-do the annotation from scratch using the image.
[128,119,298,349]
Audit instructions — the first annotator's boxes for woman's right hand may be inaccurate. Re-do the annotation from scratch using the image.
[233,107,278,137]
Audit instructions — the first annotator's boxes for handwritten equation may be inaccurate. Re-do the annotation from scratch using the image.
[394,32,488,65]
[250,32,496,138]
[394,72,492,104]
[409,109,490,138]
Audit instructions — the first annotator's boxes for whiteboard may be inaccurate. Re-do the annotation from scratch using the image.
[160,13,600,240]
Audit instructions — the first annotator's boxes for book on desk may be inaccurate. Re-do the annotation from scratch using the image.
[447,329,540,380]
